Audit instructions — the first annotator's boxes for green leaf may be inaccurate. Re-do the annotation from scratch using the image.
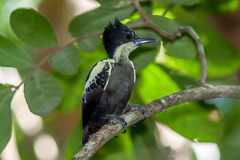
[49,44,81,74]
[138,63,180,103]
[95,0,119,5]
[65,123,134,160]
[165,35,197,59]
[93,130,134,160]
[158,64,198,89]
[132,48,158,73]
[24,70,63,116]
[150,15,179,34]
[193,0,239,14]
[0,35,34,68]
[77,35,101,53]
[174,17,240,77]
[69,5,134,37]
[0,1,3,12]
[155,0,199,6]
[0,85,14,154]
[219,106,240,160]
[156,102,222,142]
[130,119,167,160]
[206,98,239,116]
[141,2,153,15]
[10,8,58,48]
[64,123,82,160]
[157,54,201,81]
[220,123,240,160]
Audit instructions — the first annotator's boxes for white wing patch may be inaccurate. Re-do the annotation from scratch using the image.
[103,61,112,90]
[83,59,114,103]
[130,61,136,82]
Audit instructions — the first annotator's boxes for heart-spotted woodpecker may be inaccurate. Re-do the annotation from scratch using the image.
[81,18,158,145]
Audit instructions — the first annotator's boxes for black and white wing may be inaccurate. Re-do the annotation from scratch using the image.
[82,59,114,129]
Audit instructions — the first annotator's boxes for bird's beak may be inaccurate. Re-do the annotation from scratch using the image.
[135,38,158,46]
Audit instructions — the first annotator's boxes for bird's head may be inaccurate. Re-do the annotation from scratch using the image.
[103,19,158,59]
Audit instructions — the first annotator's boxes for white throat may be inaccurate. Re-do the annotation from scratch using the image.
[113,42,138,61]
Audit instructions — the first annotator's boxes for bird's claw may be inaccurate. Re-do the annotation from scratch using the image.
[132,124,137,128]
[123,104,147,121]
[203,83,215,89]
[107,115,127,133]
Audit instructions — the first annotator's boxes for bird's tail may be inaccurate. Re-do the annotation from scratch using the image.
[81,124,94,146]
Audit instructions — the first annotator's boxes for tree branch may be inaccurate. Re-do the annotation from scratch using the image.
[130,0,208,86]
[72,85,240,160]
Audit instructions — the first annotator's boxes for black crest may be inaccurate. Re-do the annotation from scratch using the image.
[102,18,138,58]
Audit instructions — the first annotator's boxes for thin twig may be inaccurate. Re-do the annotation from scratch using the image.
[130,0,208,86]
[130,0,150,23]
[128,22,149,29]
[162,4,174,17]
[72,85,240,160]
[14,32,101,90]
[69,31,102,45]
[13,49,58,91]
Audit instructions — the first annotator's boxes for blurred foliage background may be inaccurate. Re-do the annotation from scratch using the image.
[0,0,240,160]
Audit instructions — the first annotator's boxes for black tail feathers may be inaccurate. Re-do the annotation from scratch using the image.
[81,125,94,146]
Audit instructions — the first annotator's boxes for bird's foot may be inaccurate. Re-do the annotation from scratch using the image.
[132,124,137,128]
[107,114,127,133]
[203,83,215,89]
[123,104,147,121]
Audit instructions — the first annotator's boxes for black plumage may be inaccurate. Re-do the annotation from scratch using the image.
[81,19,157,145]
[82,60,111,130]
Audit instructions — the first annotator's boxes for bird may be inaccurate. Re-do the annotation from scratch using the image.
[81,18,158,145]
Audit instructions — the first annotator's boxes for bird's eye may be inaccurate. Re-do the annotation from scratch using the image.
[126,35,131,40]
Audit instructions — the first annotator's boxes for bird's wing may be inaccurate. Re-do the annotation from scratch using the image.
[82,59,114,129]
